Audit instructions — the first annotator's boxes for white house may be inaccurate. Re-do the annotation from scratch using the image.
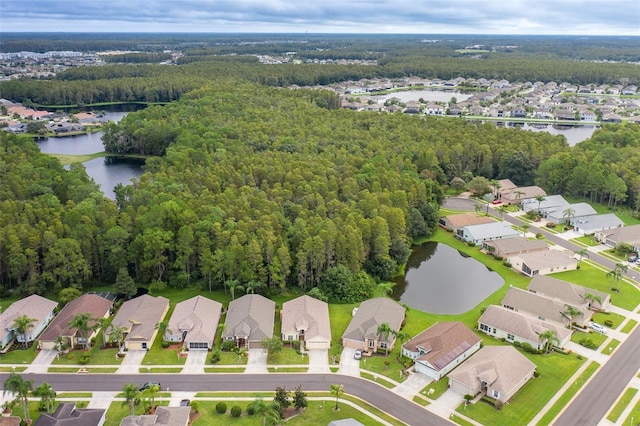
[456,222,520,246]
[510,249,578,277]
[0,295,58,350]
[570,213,624,235]
[402,322,481,381]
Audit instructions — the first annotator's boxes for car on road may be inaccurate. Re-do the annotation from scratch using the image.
[354,349,362,360]
[139,381,161,392]
[589,322,608,334]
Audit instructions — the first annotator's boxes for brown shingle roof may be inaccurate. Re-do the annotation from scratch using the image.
[112,294,169,342]
[515,249,577,271]
[478,305,571,344]
[39,294,112,342]
[444,213,495,228]
[483,237,548,256]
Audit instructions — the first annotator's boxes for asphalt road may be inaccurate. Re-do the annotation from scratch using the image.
[0,373,454,426]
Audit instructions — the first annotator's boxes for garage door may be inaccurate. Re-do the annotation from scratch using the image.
[189,342,209,350]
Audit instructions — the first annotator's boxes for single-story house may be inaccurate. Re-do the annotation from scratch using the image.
[546,203,597,224]
[166,295,222,350]
[496,179,517,194]
[521,194,567,216]
[0,295,58,350]
[499,186,547,205]
[342,298,405,354]
[510,249,578,277]
[597,224,640,252]
[34,402,105,426]
[281,295,331,350]
[120,406,191,426]
[456,221,520,246]
[110,294,169,351]
[402,322,481,381]
[478,305,572,350]
[223,294,276,349]
[482,237,548,259]
[439,213,494,231]
[448,346,537,403]
[527,275,610,312]
[570,213,624,235]
[501,287,591,328]
[38,294,113,350]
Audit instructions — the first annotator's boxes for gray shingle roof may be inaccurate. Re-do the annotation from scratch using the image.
[515,249,577,271]
[571,213,624,233]
[111,294,169,342]
[342,298,405,343]
[462,221,519,241]
[120,406,191,426]
[0,295,57,340]
[527,275,609,310]
[501,287,589,327]
[223,294,275,342]
[168,295,222,346]
[34,402,105,426]
[484,237,548,256]
[478,305,571,344]
[281,295,331,342]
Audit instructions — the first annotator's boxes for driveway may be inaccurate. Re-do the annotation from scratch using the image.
[117,350,146,374]
[183,350,207,374]
[338,347,361,376]
[25,349,57,373]
[307,349,330,373]
[245,348,268,373]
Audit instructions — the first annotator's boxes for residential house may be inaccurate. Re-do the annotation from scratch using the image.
[38,294,113,350]
[456,222,520,246]
[448,346,537,403]
[477,305,572,350]
[468,105,485,116]
[403,101,422,114]
[223,294,275,349]
[166,295,222,350]
[120,406,191,426]
[499,186,546,205]
[110,294,169,351]
[579,109,597,121]
[0,295,57,350]
[281,295,331,350]
[448,104,463,116]
[342,298,405,354]
[570,213,624,236]
[501,287,591,328]
[521,194,566,215]
[482,237,548,259]
[496,179,517,194]
[425,102,444,115]
[438,212,495,231]
[527,275,610,312]
[34,402,105,426]
[509,249,578,277]
[402,322,481,381]
[602,113,622,123]
[597,224,640,252]
[546,203,596,224]
[510,108,527,118]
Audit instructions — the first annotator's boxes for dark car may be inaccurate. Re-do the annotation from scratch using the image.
[180,399,191,407]
[139,382,161,392]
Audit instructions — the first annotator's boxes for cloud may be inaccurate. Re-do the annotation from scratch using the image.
[1,0,638,34]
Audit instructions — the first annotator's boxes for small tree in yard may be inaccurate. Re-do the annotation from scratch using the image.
[330,383,344,411]
[293,385,308,410]
[274,386,290,415]
[115,267,137,299]
[261,336,283,361]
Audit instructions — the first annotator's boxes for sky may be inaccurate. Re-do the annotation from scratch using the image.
[1,0,639,35]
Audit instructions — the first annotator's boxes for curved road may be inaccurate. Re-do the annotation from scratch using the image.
[0,373,453,426]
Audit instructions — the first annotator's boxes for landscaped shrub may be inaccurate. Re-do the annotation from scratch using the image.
[493,255,503,261]
[215,402,227,414]
[467,241,476,247]
[149,280,167,294]
[503,261,512,267]
[210,349,221,364]
[190,401,199,413]
[221,340,236,352]
[246,404,255,416]
[521,342,538,354]
[546,222,556,228]
[534,371,540,378]
[535,233,544,239]
[604,320,614,327]
[161,341,170,348]
[79,354,90,364]
[494,400,504,411]
[579,338,598,350]
[230,406,242,417]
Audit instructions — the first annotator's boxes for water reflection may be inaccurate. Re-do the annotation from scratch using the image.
[392,242,504,315]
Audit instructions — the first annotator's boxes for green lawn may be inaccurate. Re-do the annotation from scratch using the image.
[0,344,38,364]
[623,398,640,426]
[535,361,600,426]
[142,340,186,366]
[571,330,608,349]
[51,333,122,365]
[563,196,640,226]
[422,378,450,400]
[459,352,586,426]
[602,339,620,355]
[328,303,357,362]
[270,346,308,365]
[213,351,248,366]
[571,236,600,247]
[607,388,638,422]
[360,371,395,389]
[621,319,638,333]
[592,311,625,330]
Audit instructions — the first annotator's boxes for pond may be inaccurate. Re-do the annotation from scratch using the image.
[391,242,504,315]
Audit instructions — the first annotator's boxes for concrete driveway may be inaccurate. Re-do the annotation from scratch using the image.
[25,349,57,373]
[245,348,268,373]
[117,350,146,374]
[338,347,361,376]
[307,349,330,373]
[183,350,207,373]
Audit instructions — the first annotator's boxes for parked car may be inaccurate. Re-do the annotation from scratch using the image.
[180,399,191,407]
[139,381,161,392]
[354,349,362,360]
[628,256,638,262]
[589,322,608,334]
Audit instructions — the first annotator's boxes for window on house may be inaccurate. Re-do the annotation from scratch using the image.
[493,390,500,399]
[380,342,387,349]
[368,340,375,348]
[492,328,496,333]
[507,334,514,341]
[288,335,293,341]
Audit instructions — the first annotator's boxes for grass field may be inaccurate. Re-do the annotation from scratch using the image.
[621,319,638,333]
[607,388,638,422]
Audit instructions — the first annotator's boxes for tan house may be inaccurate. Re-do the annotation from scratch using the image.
[597,224,640,252]
[502,287,591,328]
[166,295,222,350]
[482,237,548,259]
[223,294,275,349]
[448,346,536,403]
[402,322,481,381]
[342,298,405,354]
[110,294,169,351]
[500,186,547,205]
[478,305,572,350]
[510,249,577,277]
[527,275,610,312]
[439,212,494,231]
[34,402,105,426]
[38,294,112,350]
[281,295,331,350]
[120,406,191,426]
[0,295,58,350]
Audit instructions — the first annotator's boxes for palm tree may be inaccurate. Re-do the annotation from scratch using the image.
[563,207,576,227]
[121,382,139,416]
[474,203,482,216]
[11,315,37,349]
[68,312,97,350]
[535,195,546,214]
[491,179,501,199]
[142,383,160,412]
[514,190,525,203]
[376,282,394,297]
[582,293,602,310]
[497,205,509,219]
[249,398,281,426]
[33,382,56,412]
[245,280,265,295]
[226,279,244,300]
[97,316,113,348]
[538,330,560,354]
[562,305,583,329]
[606,263,628,293]
[376,322,394,355]
[109,325,128,349]
[3,373,33,422]
[330,384,345,411]
[574,248,589,264]
[521,223,531,238]
[395,330,411,345]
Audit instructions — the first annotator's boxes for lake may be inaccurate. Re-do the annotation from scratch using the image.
[499,122,597,147]
[392,242,504,315]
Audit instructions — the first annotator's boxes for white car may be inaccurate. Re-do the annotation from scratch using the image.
[589,322,608,334]
[354,349,363,360]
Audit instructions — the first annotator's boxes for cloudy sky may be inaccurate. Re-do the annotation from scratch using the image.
[1,0,639,35]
